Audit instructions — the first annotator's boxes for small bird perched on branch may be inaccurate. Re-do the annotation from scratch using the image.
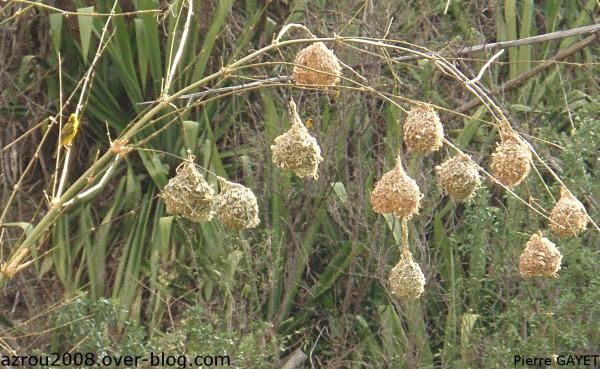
[60,113,80,147]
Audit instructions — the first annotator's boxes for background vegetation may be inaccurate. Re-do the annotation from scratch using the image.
[1,0,598,368]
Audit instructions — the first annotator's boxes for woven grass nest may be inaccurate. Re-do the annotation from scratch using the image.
[518,232,562,278]
[371,156,423,219]
[215,179,260,230]
[271,101,323,179]
[161,161,215,222]
[550,187,588,237]
[389,251,426,300]
[436,154,481,201]
[403,104,444,155]
[292,42,342,86]
[490,127,531,188]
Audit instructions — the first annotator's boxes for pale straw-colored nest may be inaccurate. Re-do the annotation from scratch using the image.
[389,251,426,300]
[550,187,588,237]
[161,161,215,222]
[370,156,423,219]
[436,154,481,201]
[490,127,531,188]
[215,179,260,230]
[403,104,444,155]
[292,42,342,86]
[518,232,562,278]
[271,101,323,179]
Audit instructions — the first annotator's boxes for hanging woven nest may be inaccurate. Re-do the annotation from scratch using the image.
[436,154,481,201]
[370,156,423,219]
[490,126,531,188]
[518,232,562,278]
[371,156,423,219]
[550,187,588,237]
[403,104,444,155]
[389,251,426,300]
[215,179,260,230]
[161,160,215,222]
[271,100,323,179]
[291,42,342,86]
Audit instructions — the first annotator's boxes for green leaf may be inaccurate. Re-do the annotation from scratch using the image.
[77,6,95,61]
[49,13,63,54]
[308,242,356,301]
[182,120,201,155]
[331,182,348,203]
[460,313,479,360]
[134,18,149,93]
[0,222,34,236]
[191,0,234,82]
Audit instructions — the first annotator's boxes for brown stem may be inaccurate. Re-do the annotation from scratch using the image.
[456,33,598,113]
[393,23,600,63]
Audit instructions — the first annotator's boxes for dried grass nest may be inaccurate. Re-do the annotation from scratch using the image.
[436,154,481,201]
[389,251,426,300]
[215,179,260,230]
[403,104,444,155]
[490,127,531,188]
[292,42,342,86]
[271,101,323,179]
[518,232,562,278]
[371,156,423,219]
[550,187,588,237]
[161,161,215,222]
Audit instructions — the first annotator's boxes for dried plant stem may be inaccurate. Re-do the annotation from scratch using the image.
[466,49,504,84]
[275,23,316,43]
[52,52,64,197]
[62,156,120,208]
[392,23,600,63]
[163,0,194,95]
[401,220,411,259]
[457,33,598,113]
[13,0,161,17]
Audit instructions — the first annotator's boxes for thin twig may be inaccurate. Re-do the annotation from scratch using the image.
[14,0,161,17]
[393,23,600,63]
[149,76,290,103]
[62,156,120,207]
[163,0,194,94]
[467,49,504,84]
[457,33,598,113]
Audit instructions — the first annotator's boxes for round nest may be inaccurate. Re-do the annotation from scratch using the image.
[291,42,342,86]
[550,187,588,237]
[161,161,215,222]
[370,156,423,219]
[215,180,260,230]
[403,104,444,155]
[518,232,562,278]
[490,129,531,188]
[389,253,426,300]
[436,154,481,201]
[271,101,323,180]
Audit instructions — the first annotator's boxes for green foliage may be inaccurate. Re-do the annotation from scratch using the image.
[49,298,275,368]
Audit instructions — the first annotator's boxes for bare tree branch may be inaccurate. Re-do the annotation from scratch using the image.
[393,23,600,62]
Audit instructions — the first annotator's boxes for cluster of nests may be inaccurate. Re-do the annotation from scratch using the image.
[518,187,588,278]
[365,93,588,297]
[161,160,260,230]
[160,40,590,299]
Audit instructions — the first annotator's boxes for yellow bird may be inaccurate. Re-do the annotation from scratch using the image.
[60,113,80,147]
[305,117,314,129]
